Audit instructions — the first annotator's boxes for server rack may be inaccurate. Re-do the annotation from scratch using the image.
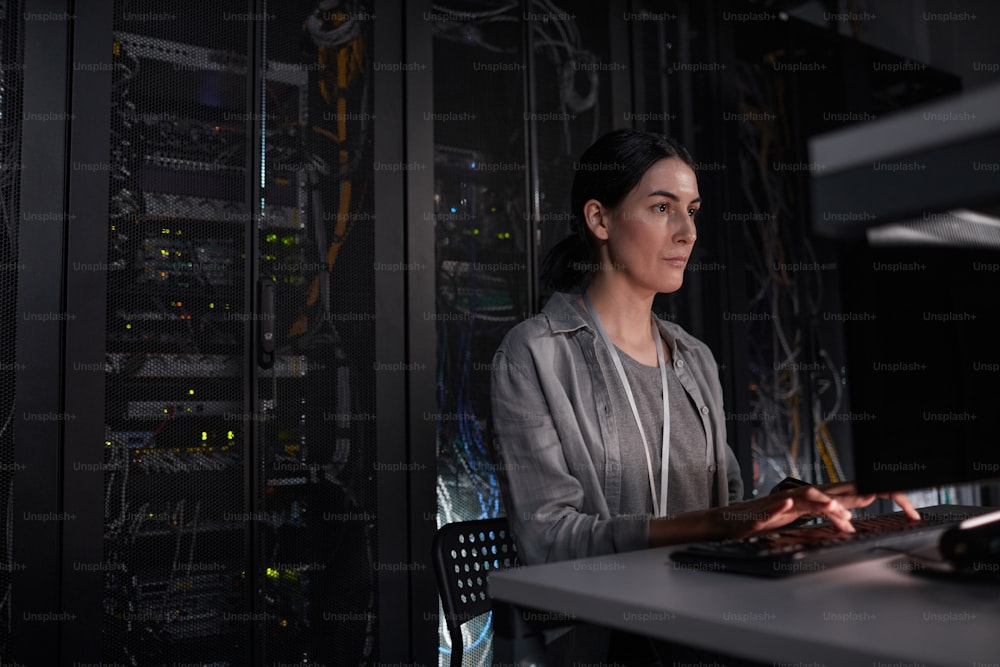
[98,9,258,661]
[8,0,404,664]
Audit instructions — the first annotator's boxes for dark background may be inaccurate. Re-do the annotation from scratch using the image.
[0,0,998,665]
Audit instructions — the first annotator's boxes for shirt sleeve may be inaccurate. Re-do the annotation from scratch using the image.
[724,442,744,503]
[489,345,649,565]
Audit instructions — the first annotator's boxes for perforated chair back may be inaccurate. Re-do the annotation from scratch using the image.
[432,517,519,667]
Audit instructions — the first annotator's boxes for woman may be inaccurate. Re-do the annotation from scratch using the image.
[490,128,918,566]
[488,128,918,663]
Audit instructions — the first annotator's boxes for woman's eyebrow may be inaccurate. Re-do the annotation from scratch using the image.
[647,190,702,205]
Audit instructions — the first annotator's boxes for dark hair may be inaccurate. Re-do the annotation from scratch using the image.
[540,129,696,291]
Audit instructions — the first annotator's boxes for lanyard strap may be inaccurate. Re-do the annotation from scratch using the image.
[584,293,670,517]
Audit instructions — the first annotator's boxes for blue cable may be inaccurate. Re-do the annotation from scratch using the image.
[438,611,493,655]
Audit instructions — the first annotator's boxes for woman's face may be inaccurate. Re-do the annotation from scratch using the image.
[585,157,700,295]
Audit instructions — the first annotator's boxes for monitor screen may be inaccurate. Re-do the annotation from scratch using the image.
[836,242,1000,493]
[809,83,1000,495]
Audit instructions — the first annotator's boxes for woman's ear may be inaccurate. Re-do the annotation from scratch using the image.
[582,199,610,241]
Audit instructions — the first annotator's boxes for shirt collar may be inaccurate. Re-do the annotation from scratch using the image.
[542,291,693,355]
[541,291,590,334]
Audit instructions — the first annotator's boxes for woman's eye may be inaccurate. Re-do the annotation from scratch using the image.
[688,208,698,218]
[656,203,668,213]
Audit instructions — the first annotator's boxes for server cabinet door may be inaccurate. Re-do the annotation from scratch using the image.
[421,3,621,663]
[9,0,66,662]
[255,3,379,665]
[95,3,256,664]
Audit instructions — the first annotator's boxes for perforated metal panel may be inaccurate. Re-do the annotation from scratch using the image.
[433,519,518,667]
[0,0,24,657]
[102,3,251,663]
[434,519,517,626]
[97,2,379,663]
[431,5,528,660]
[256,1,377,664]
[429,3,616,664]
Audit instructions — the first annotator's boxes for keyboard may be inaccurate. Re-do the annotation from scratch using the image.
[669,505,990,577]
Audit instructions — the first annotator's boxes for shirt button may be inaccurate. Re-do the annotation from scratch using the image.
[700,405,709,415]
[708,463,717,473]
[674,359,684,369]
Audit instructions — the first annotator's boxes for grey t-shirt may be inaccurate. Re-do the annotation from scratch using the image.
[611,347,712,518]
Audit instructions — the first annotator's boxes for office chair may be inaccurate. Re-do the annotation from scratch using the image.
[432,517,519,667]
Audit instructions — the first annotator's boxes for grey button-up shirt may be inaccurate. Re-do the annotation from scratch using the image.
[490,291,744,564]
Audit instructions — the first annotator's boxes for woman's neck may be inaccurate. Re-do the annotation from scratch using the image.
[584,273,657,350]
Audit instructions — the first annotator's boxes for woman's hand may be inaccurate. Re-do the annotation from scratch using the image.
[815,481,921,519]
[649,482,921,547]
[710,482,921,540]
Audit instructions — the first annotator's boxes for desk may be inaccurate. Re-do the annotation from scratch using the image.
[490,546,1000,666]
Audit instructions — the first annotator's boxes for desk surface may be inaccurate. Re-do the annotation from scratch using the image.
[489,546,1000,666]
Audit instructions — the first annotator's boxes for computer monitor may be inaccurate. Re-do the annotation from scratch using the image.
[809,83,1000,494]
[833,242,1000,493]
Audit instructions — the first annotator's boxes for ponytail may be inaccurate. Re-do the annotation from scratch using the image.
[540,232,593,292]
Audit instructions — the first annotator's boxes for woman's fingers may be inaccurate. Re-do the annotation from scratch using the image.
[733,488,854,534]
[829,485,921,519]
[818,482,921,519]
[729,483,923,541]
[793,486,855,532]
[883,492,922,520]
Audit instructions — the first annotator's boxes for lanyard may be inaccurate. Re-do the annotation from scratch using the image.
[584,293,670,517]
